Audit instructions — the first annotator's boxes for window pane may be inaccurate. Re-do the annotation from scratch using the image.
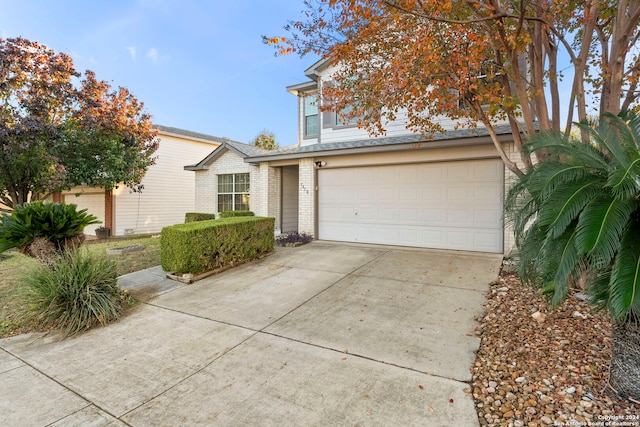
[305,114,318,136]
[218,174,233,193]
[234,173,250,193]
[235,194,250,211]
[218,194,233,212]
[338,105,359,125]
[304,95,318,115]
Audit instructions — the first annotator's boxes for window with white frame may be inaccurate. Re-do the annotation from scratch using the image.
[321,81,362,129]
[217,173,250,212]
[303,93,319,137]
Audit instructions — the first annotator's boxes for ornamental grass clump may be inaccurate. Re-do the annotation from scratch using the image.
[23,250,132,337]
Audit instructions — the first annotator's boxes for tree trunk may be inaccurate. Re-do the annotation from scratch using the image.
[610,319,640,402]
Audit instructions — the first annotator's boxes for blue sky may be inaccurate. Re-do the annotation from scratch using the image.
[0,0,318,146]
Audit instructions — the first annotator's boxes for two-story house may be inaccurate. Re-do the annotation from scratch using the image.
[186,58,518,254]
[63,126,223,237]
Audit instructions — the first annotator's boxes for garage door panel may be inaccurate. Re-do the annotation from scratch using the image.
[446,164,472,181]
[398,188,419,201]
[474,185,501,202]
[475,209,502,226]
[318,159,503,253]
[422,187,445,202]
[421,208,446,224]
[446,209,473,225]
[357,188,377,201]
[473,162,503,180]
[446,186,472,201]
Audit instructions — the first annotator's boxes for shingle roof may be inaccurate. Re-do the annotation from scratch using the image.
[245,123,515,162]
[184,139,271,171]
[223,139,270,157]
[155,125,232,145]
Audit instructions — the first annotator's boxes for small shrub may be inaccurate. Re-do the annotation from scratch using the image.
[23,250,132,337]
[184,212,217,223]
[276,232,313,245]
[0,202,99,257]
[219,210,254,218]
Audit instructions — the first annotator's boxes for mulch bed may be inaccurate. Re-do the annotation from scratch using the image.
[471,266,640,426]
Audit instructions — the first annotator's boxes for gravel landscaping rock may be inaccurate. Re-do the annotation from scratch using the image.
[472,267,640,426]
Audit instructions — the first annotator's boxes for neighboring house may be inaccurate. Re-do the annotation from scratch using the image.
[187,59,523,254]
[61,126,224,236]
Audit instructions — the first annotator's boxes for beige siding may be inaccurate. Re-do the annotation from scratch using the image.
[319,143,503,168]
[113,134,218,235]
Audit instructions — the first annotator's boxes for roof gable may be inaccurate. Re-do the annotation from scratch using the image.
[184,140,270,171]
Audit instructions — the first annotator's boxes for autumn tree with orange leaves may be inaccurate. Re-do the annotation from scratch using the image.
[0,37,158,209]
[266,0,640,175]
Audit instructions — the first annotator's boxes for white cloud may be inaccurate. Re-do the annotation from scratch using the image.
[126,46,137,60]
[146,47,158,63]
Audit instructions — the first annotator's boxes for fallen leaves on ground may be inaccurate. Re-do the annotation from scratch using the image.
[472,267,639,426]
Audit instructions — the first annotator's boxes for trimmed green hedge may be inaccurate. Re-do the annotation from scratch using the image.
[185,212,217,223]
[219,210,254,218]
[161,216,274,274]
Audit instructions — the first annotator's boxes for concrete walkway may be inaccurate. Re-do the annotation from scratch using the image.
[0,242,502,426]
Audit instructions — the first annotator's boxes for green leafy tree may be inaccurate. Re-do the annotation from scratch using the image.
[506,111,640,401]
[0,37,158,209]
[251,129,279,150]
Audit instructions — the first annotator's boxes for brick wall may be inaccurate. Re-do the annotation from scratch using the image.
[502,142,529,256]
[194,150,251,214]
[298,158,316,236]
[268,166,281,226]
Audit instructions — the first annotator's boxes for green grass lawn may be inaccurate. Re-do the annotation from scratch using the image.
[0,235,161,338]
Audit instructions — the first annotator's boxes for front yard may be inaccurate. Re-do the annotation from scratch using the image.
[0,235,161,338]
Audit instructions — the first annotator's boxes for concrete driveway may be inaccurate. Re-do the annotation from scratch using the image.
[0,242,502,426]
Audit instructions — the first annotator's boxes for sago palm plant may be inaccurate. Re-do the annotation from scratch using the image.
[0,201,99,260]
[506,111,640,401]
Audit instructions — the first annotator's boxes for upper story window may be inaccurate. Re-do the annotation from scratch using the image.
[322,104,362,129]
[217,173,250,212]
[303,93,319,138]
[335,105,360,127]
[320,80,362,129]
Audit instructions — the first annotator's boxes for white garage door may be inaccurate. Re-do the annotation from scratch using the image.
[65,193,106,236]
[318,159,504,253]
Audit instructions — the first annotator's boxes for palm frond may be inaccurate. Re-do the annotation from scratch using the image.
[537,178,600,238]
[587,267,613,312]
[617,111,640,149]
[532,162,594,199]
[588,116,634,170]
[526,134,608,170]
[607,157,640,199]
[609,223,640,319]
[575,196,637,265]
[517,222,548,285]
[539,228,581,307]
